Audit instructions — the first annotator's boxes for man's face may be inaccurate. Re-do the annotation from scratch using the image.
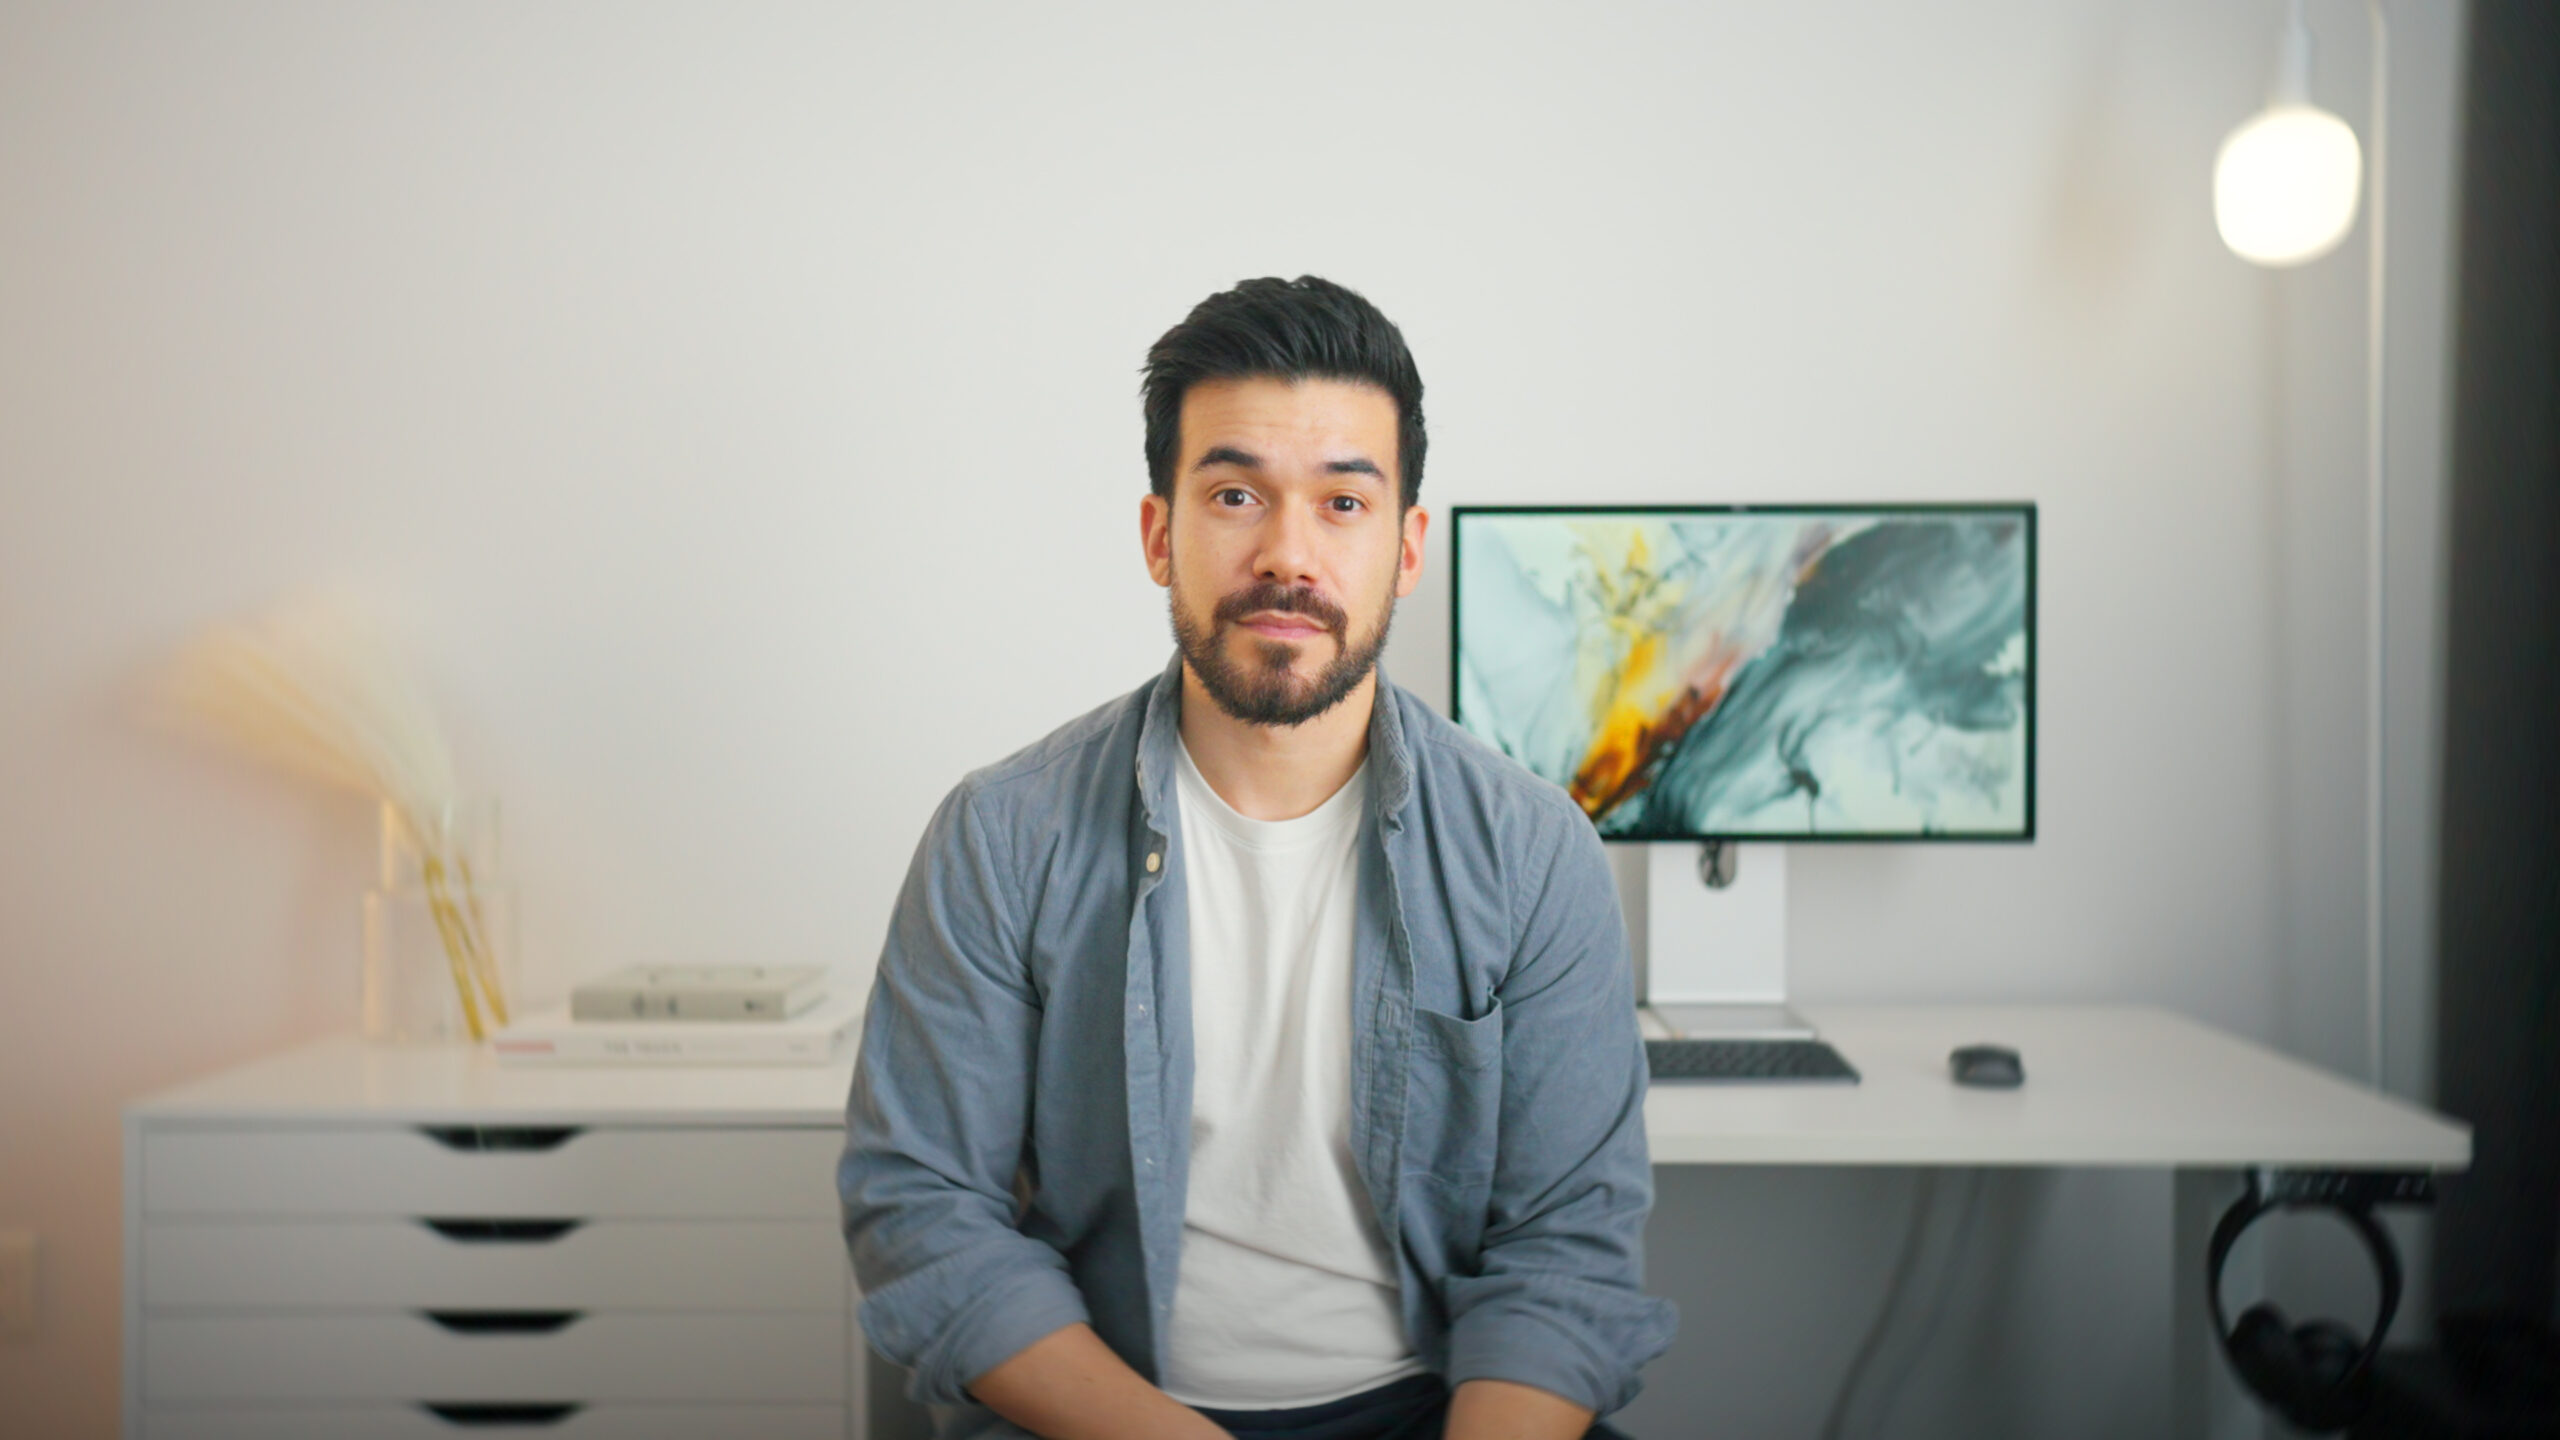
[1142,376,1428,727]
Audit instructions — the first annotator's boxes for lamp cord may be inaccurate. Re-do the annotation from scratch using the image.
[2363,0,2390,1094]
[1861,1169,1989,1434]
[1819,1172,1941,1440]
[1818,1169,1990,1440]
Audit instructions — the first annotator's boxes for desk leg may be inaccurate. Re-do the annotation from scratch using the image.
[2174,1168,2267,1440]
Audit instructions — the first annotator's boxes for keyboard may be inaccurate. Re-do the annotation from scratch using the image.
[1646,1037,1860,1084]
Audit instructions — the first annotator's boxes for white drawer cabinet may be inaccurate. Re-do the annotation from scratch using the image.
[143,1219,846,1311]
[122,1038,899,1440]
[141,1125,844,1219]
[140,1405,853,1439]
[145,1310,849,1403]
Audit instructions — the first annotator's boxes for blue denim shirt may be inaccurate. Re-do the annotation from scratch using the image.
[840,656,1675,1434]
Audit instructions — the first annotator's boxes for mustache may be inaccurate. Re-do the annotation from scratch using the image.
[1213,583,1347,636]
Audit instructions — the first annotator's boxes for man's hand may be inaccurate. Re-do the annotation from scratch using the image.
[968,1323,1230,1440]
[1443,1378,1596,1440]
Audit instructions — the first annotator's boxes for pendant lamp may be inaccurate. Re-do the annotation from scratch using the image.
[2215,0,2364,265]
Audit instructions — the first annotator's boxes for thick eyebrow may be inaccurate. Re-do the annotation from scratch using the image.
[1193,445,1263,472]
[1190,446,1388,481]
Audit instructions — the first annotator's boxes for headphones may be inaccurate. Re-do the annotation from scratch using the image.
[2206,1170,2429,1434]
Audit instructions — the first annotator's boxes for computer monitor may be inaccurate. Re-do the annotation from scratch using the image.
[1450,503,2036,843]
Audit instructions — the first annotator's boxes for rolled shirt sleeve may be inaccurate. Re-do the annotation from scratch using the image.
[839,780,1089,1406]
[1440,805,1677,1413]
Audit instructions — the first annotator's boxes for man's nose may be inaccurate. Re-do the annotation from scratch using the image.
[1253,500,1322,587]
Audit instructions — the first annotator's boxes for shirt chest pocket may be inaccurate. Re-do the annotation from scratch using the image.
[1403,998,1504,1183]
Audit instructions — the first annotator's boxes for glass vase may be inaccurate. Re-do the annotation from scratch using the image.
[362,798,519,1045]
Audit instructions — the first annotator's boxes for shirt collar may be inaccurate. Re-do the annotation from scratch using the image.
[1135,651,1416,836]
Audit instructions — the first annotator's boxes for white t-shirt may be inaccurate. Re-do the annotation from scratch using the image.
[1157,741,1422,1409]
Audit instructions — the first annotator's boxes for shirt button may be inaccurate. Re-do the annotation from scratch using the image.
[1136,1004,1148,1016]
[1145,852,1161,873]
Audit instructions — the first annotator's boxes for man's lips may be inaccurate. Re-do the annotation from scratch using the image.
[1238,611,1329,639]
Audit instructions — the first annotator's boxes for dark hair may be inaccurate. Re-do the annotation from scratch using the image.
[1142,276,1426,509]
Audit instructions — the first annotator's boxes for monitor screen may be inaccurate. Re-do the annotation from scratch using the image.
[1450,504,2035,842]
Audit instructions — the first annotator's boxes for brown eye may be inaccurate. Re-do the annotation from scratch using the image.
[1215,488,1252,507]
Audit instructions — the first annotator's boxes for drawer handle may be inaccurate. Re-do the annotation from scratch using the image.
[422,1218,585,1244]
[419,1125,584,1152]
[422,1309,585,1335]
[421,1402,585,1427]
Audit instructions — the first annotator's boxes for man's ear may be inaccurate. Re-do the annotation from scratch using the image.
[1393,504,1430,599]
[1141,492,1173,588]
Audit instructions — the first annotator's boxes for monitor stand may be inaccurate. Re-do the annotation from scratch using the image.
[1640,842,1816,1041]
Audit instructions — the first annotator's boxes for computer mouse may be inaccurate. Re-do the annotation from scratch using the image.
[1950,1043,2024,1088]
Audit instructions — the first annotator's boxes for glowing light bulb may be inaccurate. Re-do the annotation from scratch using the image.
[2214,103,2364,267]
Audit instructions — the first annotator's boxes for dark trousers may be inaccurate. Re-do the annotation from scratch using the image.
[1194,1374,1631,1440]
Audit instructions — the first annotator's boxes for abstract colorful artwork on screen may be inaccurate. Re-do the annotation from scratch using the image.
[1454,509,2033,838]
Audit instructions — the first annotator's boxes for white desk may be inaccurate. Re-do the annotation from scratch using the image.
[1648,1004,2472,1438]
[1648,1004,2466,1169]
[126,1004,2469,1440]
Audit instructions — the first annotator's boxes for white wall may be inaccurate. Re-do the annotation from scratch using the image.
[0,1,2464,1435]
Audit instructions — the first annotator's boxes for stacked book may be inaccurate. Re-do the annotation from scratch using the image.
[493,965,860,1066]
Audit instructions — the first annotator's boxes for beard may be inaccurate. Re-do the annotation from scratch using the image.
[1170,572,1395,728]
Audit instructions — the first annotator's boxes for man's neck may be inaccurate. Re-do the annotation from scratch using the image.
[1176,665,1376,823]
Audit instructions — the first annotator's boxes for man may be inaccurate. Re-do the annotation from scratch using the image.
[841,276,1673,1440]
